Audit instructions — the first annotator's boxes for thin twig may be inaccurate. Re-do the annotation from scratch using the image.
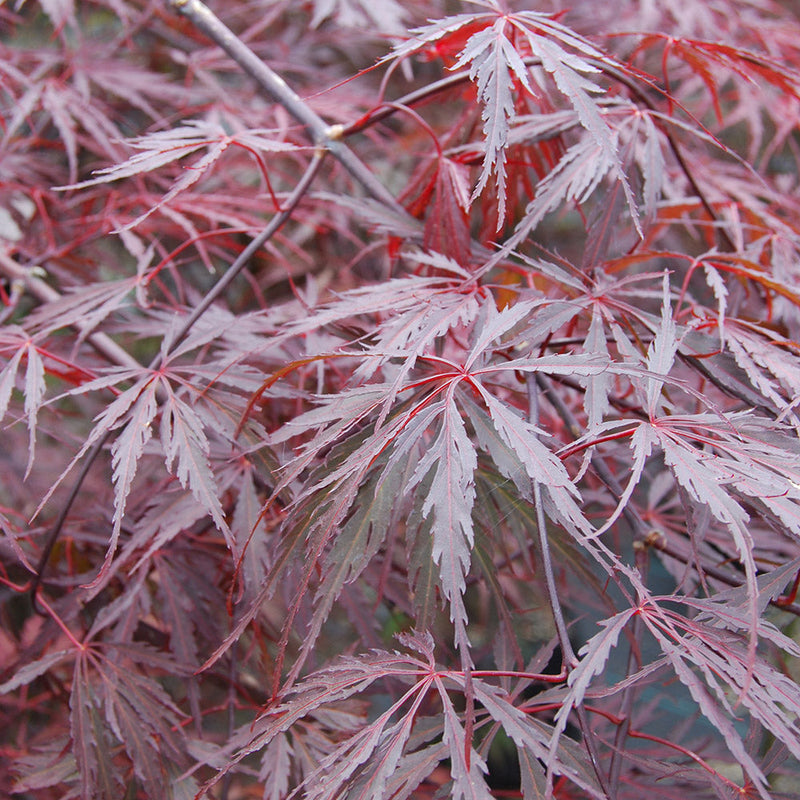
[220,643,238,800]
[527,377,577,666]
[342,68,497,137]
[608,547,646,794]
[30,433,111,611]
[526,375,612,799]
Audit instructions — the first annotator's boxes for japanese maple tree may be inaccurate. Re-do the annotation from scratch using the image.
[2,0,800,797]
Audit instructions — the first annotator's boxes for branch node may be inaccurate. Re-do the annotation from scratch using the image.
[643,529,667,550]
[325,123,345,141]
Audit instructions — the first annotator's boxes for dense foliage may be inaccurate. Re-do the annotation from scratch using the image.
[3,0,800,797]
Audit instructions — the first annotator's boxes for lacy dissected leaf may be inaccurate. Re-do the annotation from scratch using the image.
[0,327,28,426]
[75,51,188,122]
[278,266,480,386]
[94,655,186,796]
[226,637,442,797]
[508,108,580,149]
[0,649,74,695]
[435,677,494,800]
[121,491,210,571]
[695,556,800,619]
[276,271,477,355]
[60,642,189,800]
[280,449,415,680]
[84,569,150,643]
[277,388,476,664]
[198,409,408,677]
[449,17,535,226]
[50,370,237,587]
[384,13,493,67]
[388,9,616,228]
[644,275,680,413]
[638,418,767,649]
[353,277,482,414]
[230,461,272,601]
[57,119,295,230]
[298,687,428,800]
[264,285,483,489]
[70,655,123,800]
[310,0,408,33]
[650,414,800,537]
[268,384,390,476]
[638,601,800,797]
[628,107,666,223]
[657,35,800,118]
[470,385,593,536]
[9,737,78,795]
[218,642,430,786]
[77,376,161,587]
[680,596,800,657]
[513,134,626,245]
[407,391,478,653]
[551,608,636,754]
[678,329,780,417]
[25,277,140,338]
[423,157,472,264]
[461,295,539,371]
[406,495,439,632]
[701,260,729,330]
[340,707,433,800]
[318,451,409,601]
[258,735,292,800]
[378,740,450,800]
[6,77,122,184]
[159,384,232,544]
[29,368,154,527]
[582,305,612,430]
[464,398,532,500]
[0,327,46,476]
[506,12,613,149]
[723,319,800,417]
[475,13,617,227]
[25,342,45,473]
[270,296,610,662]
[476,388,567,492]
[449,675,603,798]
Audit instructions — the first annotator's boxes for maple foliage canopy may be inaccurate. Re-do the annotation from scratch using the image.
[2,0,800,798]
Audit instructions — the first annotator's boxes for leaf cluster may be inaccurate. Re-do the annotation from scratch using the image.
[2,1,800,798]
